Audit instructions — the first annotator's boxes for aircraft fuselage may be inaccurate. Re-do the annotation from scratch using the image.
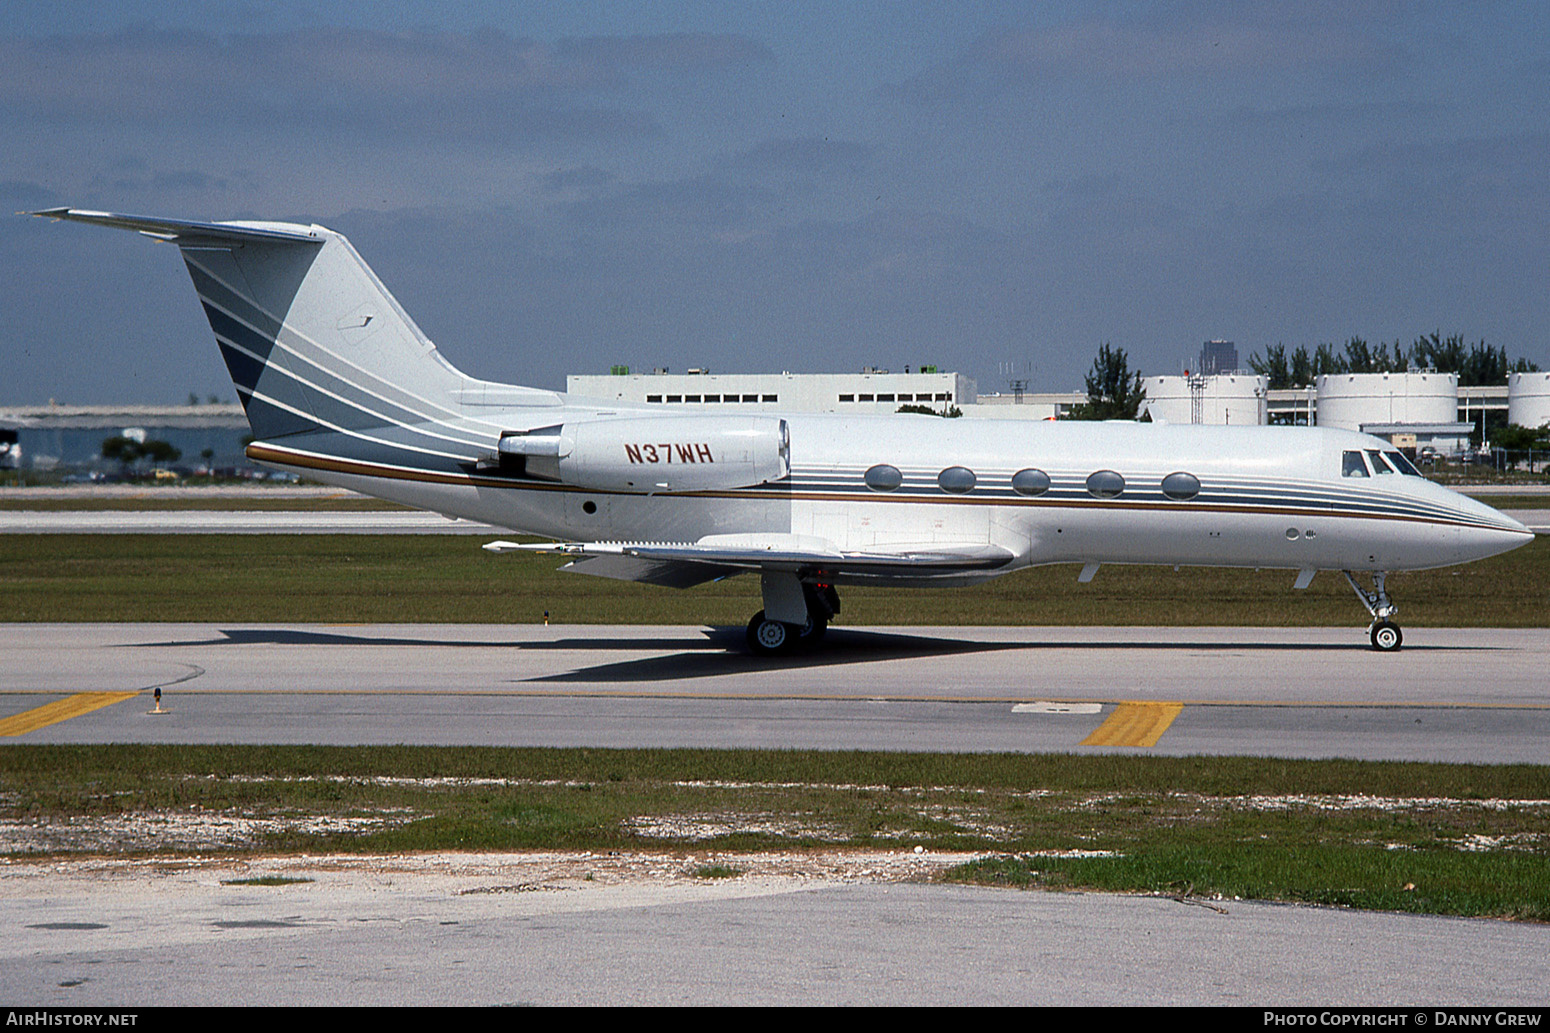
[249,410,1532,585]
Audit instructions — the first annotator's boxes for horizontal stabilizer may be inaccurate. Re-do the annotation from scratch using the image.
[30,208,320,245]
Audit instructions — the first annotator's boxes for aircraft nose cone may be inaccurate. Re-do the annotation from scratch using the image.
[1456,497,1535,562]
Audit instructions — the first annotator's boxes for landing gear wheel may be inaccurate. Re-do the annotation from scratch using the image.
[746,611,795,656]
[1344,571,1401,654]
[797,614,828,645]
[1370,620,1402,652]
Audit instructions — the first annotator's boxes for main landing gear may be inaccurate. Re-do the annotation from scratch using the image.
[746,583,840,657]
[1342,571,1402,651]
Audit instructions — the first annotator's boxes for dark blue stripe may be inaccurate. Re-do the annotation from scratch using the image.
[184,258,287,343]
[213,326,267,394]
[235,391,324,440]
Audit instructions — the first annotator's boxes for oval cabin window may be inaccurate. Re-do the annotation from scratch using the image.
[1085,470,1125,499]
[1160,472,1200,501]
[864,464,903,492]
[937,466,976,494]
[1011,468,1050,496]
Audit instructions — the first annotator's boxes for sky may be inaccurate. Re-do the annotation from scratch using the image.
[2,1,1546,405]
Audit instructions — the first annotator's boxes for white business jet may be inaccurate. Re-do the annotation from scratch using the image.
[34,209,1534,654]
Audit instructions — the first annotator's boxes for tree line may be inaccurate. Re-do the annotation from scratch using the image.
[1248,333,1540,390]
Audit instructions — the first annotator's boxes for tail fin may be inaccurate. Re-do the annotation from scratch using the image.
[32,208,555,441]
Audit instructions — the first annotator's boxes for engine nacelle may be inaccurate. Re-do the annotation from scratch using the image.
[499,416,790,492]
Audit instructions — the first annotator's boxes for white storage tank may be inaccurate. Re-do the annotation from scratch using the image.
[1140,373,1267,425]
[1315,371,1457,430]
[1507,371,1550,429]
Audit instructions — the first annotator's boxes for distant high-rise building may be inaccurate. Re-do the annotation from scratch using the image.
[1198,340,1238,375]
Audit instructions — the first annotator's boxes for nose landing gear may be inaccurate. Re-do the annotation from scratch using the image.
[1342,571,1402,651]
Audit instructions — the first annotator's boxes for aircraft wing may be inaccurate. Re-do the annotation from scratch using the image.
[482,534,1015,586]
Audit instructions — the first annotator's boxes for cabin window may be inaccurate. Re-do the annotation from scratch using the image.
[1342,451,1370,477]
[1011,468,1050,496]
[646,395,662,403]
[666,395,682,403]
[763,395,777,402]
[1385,451,1422,476]
[859,394,874,402]
[1161,472,1201,501]
[743,395,759,402]
[839,394,855,402]
[937,466,976,494]
[1366,449,1396,474]
[1086,470,1125,498]
[878,394,895,402]
[864,464,903,492]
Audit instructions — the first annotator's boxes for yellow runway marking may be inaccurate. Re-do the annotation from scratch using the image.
[0,692,141,737]
[1081,701,1185,747]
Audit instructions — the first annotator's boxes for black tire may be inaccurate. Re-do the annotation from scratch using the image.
[746,611,794,656]
[1369,620,1402,652]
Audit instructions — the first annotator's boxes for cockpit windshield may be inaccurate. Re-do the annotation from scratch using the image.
[1384,451,1423,476]
[1366,449,1396,474]
[1342,450,1370,478]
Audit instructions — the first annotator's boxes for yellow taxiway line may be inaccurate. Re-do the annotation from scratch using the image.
[0,692,141,737]
[1080,701,1185,748]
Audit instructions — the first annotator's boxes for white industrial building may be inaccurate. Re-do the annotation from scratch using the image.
[962,392,1086,420]
[1315,372,1473,454]
[1140,373,1268,426]
[1507,372,1550,429]
[567,368,977,414]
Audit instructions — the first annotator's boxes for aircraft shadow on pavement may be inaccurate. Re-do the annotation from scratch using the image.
[145,627,1494,687]
[520,627,1477,683]
[522,627,1029,683]
[196,628,723,651]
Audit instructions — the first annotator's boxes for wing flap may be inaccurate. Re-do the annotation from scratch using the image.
[484,534,1014,584]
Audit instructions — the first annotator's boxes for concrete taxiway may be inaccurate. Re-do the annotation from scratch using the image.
[4,852,1547,1006]
[5,622,1548,1006]
[4,623,1549,760]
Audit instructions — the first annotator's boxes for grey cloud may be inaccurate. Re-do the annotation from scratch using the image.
[892,13,1403,107]
[562,175,773,229]
[1322,132,1550,181]
[731,137,874,178]
[1041,173,1122,199]
[0,179,59,209]
[541,166,617,193]
[0,27,757,142]
[553,33,774,77]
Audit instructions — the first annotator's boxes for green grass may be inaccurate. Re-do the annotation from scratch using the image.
[3,745,1546,920]
[1,533,1545,625]
[1462,495,1548,510]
